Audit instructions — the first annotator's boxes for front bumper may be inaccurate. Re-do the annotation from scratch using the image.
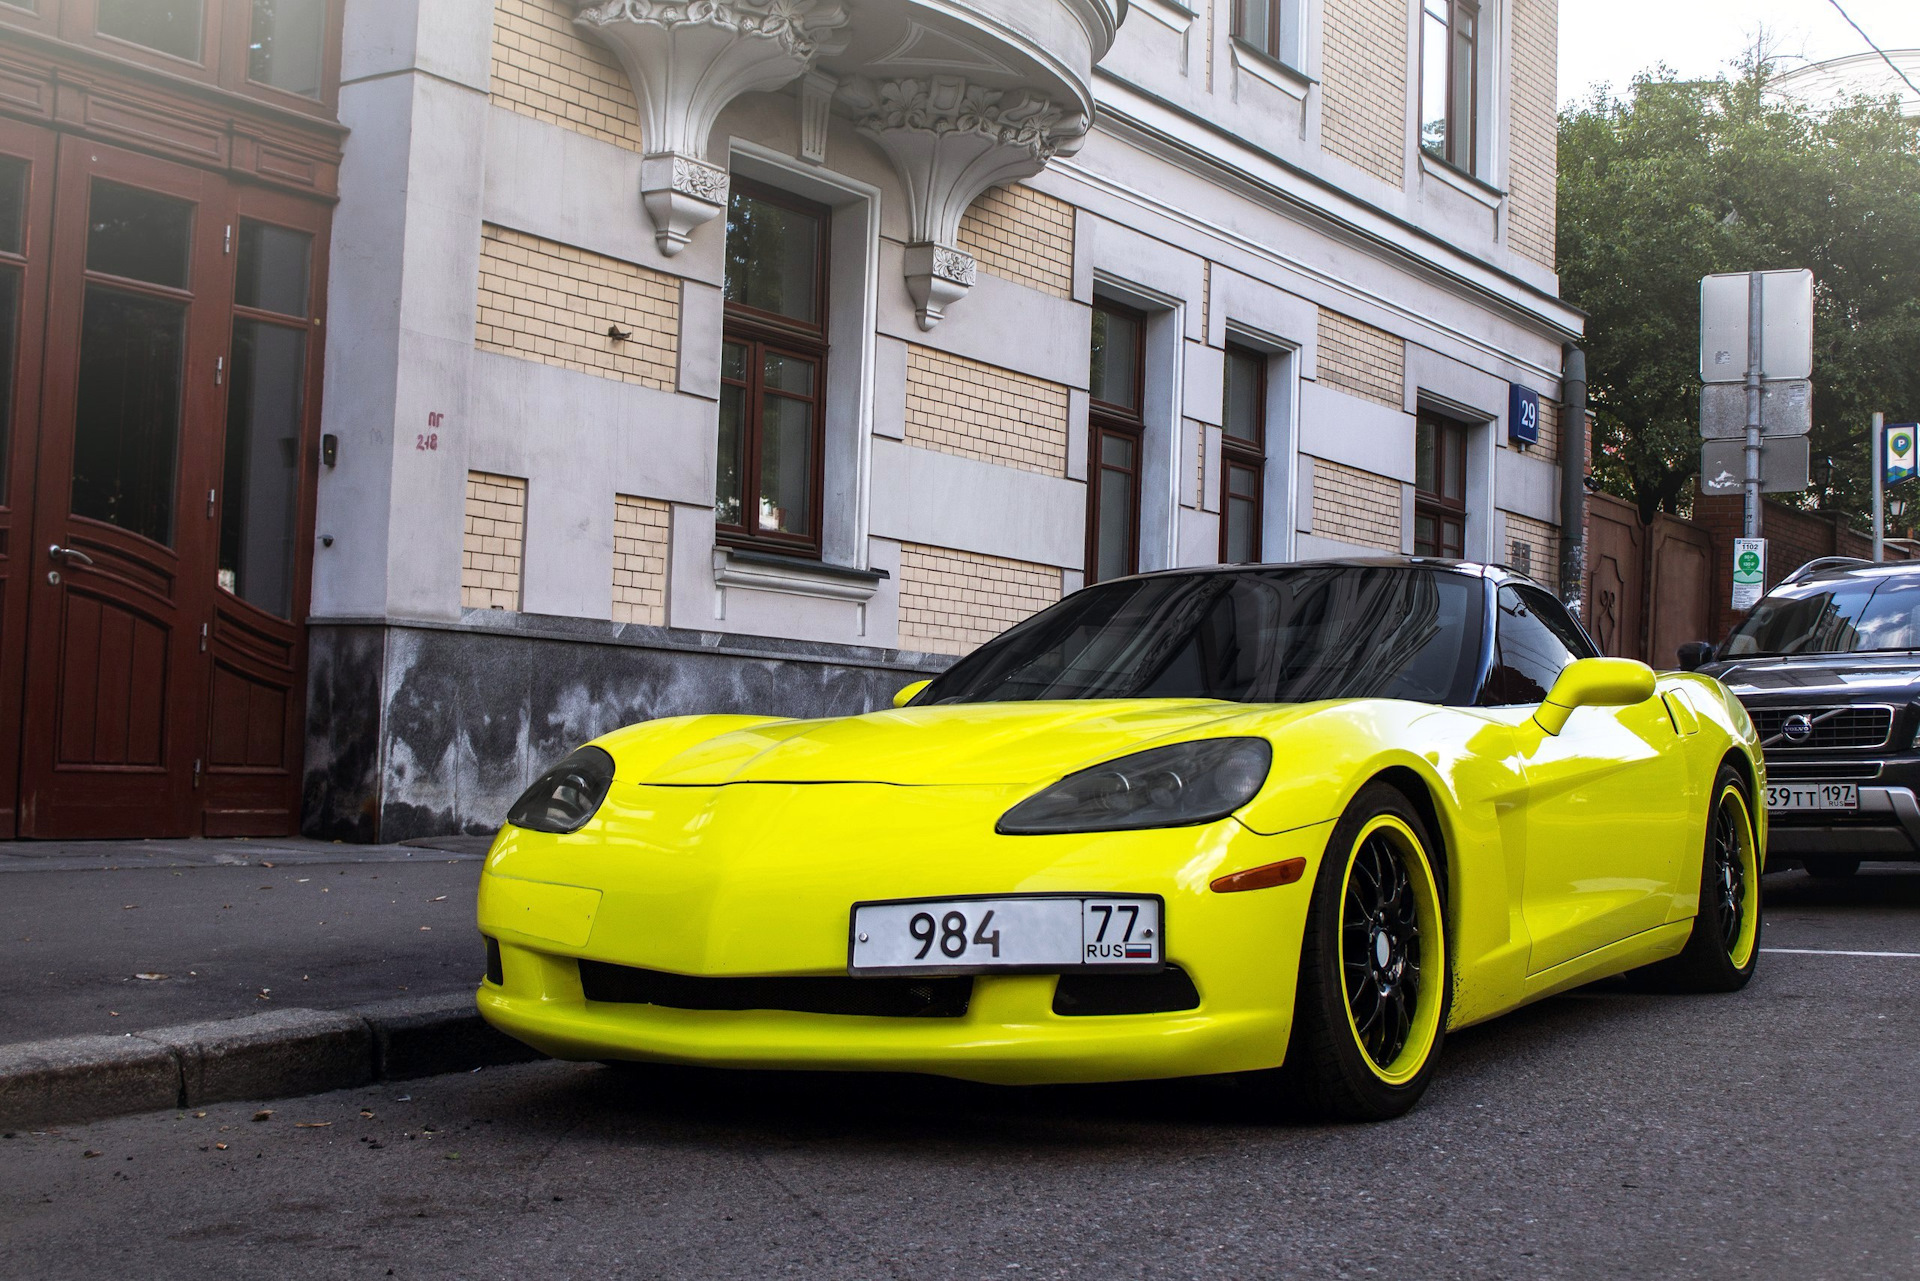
[473,783,1330,1085]
[1767,784,1920,857]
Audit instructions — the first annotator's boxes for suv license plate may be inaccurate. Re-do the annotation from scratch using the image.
[1767,783,1857,812]
[849,895,1162,974]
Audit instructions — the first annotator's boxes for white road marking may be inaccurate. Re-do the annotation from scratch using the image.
[1763,947,1920,959]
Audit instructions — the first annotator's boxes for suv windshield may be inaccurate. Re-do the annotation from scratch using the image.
[918,566,1485,706]
[1724,573,1920,657]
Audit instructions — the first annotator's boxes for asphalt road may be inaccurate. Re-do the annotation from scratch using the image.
[0,856,485,1041]
[3,867,1918,1280]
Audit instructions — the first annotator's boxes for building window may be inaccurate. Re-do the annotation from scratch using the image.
[719,179,829,557]
[1414,411,1468,559]
[249,0,328,99]
[1087,300,1145,583]
[1220,344,1266,564]
[1420,0,1478,172]
[1234,0,1302,67]
[97,0,205,62]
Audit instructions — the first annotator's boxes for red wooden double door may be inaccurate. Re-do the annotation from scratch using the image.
[0,122,324,838]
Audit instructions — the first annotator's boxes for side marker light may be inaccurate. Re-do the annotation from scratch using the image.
[1210,857,1308,893]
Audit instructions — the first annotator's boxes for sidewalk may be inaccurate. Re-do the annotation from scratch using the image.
[0,838,489,1043]
[0,837,537,1127]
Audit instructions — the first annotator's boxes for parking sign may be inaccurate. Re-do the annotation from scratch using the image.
[1888,424,1917,485]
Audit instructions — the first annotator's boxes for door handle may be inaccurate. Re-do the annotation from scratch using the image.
[48,544,95,566]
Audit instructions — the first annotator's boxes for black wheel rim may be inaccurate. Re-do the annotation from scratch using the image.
[1341,830,1422,1069]
[1712,796,1746,955]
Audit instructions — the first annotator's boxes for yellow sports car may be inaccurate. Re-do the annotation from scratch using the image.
[476,559,1765,1120]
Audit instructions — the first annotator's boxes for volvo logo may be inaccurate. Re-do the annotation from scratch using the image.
[1782,714,1815,743]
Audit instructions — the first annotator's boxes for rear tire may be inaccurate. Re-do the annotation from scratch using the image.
[1637,765,1761,993]
[1803,856,1861,880]
[1276,782,1451,1122]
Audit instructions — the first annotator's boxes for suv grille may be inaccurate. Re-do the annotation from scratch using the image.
[1750,705,1894,752]
[578,960,971,1018]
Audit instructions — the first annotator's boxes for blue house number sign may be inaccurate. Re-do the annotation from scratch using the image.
[1508,384,1540,448]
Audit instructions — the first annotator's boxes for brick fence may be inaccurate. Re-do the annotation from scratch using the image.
[1692,492,1913,641]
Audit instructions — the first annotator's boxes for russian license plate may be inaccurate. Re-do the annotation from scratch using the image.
[1767,783,1857,812]
[849,895,1163,974]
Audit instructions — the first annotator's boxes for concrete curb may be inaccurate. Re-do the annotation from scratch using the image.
[0,992,542,1130]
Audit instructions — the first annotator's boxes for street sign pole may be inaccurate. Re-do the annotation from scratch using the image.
[1744,271,1764,539]
[1874,412,1886,562]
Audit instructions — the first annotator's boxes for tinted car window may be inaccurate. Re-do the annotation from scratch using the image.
[1724,574,1920,656]
[1483,585,1579,705]
[920,566,1486,706]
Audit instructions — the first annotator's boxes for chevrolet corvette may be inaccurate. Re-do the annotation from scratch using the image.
[476,559,1765,1120]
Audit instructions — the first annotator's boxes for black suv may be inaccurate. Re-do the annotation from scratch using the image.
[1682,556,1920,878]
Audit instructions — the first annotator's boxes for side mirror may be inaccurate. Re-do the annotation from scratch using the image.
[1534,657,1657,735]
[1676,641,1717,672]
[892,679,931,708]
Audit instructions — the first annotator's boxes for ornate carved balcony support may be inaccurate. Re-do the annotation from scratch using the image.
[570,0,850,255]
[841,75,1086,329]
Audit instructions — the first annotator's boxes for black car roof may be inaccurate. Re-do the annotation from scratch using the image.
[1116,555,1530,588]
[1780,557,1920,587]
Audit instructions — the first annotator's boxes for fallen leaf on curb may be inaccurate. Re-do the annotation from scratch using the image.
[83,1150,101,1158]
[194,1112,207,1119]
[420,926,431,931]
[134,973,168,981]
[252,1110,273,1123]
[108,1011,120,1017]
[295,1122,332,1129]
[432,896,447,902]
[214,1143,228,1151]
[261,862,275,868]
[443,1153,460,1161]
[121,905,137,911]
[360,1110,375,1119]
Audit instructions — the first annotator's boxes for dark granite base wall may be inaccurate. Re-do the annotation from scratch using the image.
[303,614,951,843]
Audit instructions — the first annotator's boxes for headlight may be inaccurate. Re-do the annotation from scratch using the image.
[506,746,616,834]
[996,738,1272,835]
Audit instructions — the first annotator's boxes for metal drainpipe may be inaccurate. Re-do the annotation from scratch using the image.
[1560,344,1589,616]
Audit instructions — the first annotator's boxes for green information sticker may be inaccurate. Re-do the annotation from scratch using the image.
[1732,538,1766,610]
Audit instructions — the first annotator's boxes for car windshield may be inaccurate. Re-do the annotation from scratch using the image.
[918,566,1485,706]
[1724,574,1920,657]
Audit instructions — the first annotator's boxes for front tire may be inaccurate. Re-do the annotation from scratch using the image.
[1278,782,1451,1122]
[1639,765,1762,992]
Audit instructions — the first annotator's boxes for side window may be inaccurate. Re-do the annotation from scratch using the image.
[1516,585,1597,660]
[1483,585,1578,705]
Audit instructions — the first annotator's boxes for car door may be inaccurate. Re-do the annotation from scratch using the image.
[1488,585,1692,975]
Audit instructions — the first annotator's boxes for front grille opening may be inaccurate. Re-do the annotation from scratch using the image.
[484,936,504,986]
[579,960,972,1018]
[1751,705,1895,751]
[1053,965,1201,1016]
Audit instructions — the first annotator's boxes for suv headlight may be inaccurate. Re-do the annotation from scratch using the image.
[506,746,616,834]
[996,738,1272,835]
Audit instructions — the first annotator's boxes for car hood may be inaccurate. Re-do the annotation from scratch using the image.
[1708,652,1920,698]
[611,699,1326,788]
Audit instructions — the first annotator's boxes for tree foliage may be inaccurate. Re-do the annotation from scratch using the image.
[1558,65,1920,523]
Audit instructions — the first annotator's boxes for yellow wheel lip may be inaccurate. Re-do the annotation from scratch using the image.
[1719,783,1761,970]
[1338,813,1446,1087]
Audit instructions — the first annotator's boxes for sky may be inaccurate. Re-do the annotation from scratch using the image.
[1559,0,1920,106]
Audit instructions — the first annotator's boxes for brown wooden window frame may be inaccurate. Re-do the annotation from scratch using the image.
[718,177,831,560]
[1231,0,1301,68]
[1087,298,1147,584]
[24,0,345,117]
[1219,342,1267,564]
[1420,0,1480,174]
[1413,409,1469,560]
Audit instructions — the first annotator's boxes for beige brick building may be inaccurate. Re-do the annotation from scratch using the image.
[310,0,1584,837]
